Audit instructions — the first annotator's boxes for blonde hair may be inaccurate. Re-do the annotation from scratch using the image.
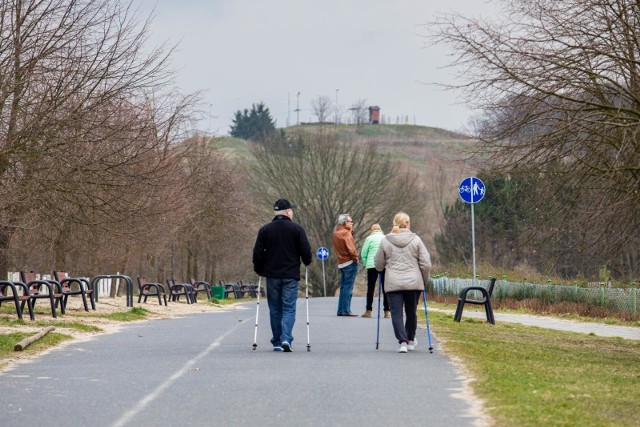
[370,223,381,232]
[393,212,410,230]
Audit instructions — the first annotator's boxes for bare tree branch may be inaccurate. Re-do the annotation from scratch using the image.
[428,0,640,270]
[249,129,426,296]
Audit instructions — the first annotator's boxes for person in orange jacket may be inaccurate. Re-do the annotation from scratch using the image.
[332,214,358,316]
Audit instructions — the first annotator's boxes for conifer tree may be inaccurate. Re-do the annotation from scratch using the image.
[229,102,276,141]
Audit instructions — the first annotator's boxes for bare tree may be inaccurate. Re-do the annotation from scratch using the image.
[428,0,640,270]
[0,0,198,277]
[249,130,426,296]
[172,137,259,283]
[310,95,333,123]
[348,99,368,125]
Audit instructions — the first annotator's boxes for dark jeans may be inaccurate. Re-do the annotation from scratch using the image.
[365,268,389,311]
[387,290,421,344]
[266,277,299,347]
[337,263,358,315]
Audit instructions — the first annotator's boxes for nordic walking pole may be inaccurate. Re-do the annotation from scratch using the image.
[305,267,311,352]
[421,285,433,353]
[252,276,262,351]
[375,272,382,350]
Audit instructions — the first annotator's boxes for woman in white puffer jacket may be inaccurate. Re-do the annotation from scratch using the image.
[374,212,431,353]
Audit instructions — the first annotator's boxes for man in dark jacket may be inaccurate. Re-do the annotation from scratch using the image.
[253,199,312,352]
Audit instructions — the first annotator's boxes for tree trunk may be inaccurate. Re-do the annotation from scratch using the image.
[0,226,11,280]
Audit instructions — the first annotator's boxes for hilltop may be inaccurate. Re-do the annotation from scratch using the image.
[209,123,480,247]
[213,123,477,174]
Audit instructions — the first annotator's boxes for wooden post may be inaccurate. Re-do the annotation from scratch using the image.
[14,326,55,351]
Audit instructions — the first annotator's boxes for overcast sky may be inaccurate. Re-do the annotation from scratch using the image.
[138,0,498,136]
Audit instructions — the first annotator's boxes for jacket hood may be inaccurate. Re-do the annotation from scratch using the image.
[385,230,417,248]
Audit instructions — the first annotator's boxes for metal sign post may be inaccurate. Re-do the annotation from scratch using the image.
[316,247,329,297]
[459,177,486,286]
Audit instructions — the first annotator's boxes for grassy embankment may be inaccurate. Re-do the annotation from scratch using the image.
[425,310,640,427]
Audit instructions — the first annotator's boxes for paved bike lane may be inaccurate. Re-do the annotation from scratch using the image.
[0,296,485,427]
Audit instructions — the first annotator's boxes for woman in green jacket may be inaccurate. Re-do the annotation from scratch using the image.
[360,224,389,318]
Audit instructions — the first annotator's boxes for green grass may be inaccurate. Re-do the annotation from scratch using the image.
[0,332,73,357]
[33,321,101,332]
[0,317,27,327]
[0,315,102,332]
[426,311,640,426]
[209,297,252,306]
[100,307,149,321]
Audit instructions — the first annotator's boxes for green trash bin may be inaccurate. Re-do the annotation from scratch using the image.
[211,285,225,300]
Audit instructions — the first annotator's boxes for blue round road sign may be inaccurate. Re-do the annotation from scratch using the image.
[459,177,486,204]
[316,247,329,260]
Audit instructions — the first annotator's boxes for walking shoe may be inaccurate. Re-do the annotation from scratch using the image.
[281,341,292,352]
[361,310,372,318]
[398,342,408,353]
[407,338,417,351]
[384,311,390,319]
[273,346,283,352]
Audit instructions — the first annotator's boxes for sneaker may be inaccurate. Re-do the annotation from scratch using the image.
[273,346,283,352]
[407,339,416,351]
[281,341,292,352]
[398,342,408,353]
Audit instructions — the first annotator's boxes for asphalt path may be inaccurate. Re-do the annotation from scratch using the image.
[444,309,640,340]
[0,296,481,427]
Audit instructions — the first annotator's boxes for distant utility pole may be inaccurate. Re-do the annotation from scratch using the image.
[287,93,290,127]
[295,92,301,125]
[335,88,339,124]
[208,104,212,135]
[348,107,360,126]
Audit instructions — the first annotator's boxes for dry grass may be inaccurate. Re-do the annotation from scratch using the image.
[430,294,640,324]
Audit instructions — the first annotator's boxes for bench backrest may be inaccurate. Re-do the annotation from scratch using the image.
[20,271,37,283]
[53,271,69,281]
[487,278,497,297]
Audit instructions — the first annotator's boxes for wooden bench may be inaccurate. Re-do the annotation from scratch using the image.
[190,279,211,300]
[218,280,242,299]
[53,271,95,312]
[19,271,65,318]
[0,280,34,320]
[236,280,258,298]
[166,278,195,304]
[137,277,168,306]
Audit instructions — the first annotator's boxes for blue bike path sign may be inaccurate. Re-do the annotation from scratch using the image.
[459,177,486,204]
[316,247,329,260]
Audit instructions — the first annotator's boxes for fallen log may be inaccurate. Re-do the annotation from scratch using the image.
[14,326,56,351]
